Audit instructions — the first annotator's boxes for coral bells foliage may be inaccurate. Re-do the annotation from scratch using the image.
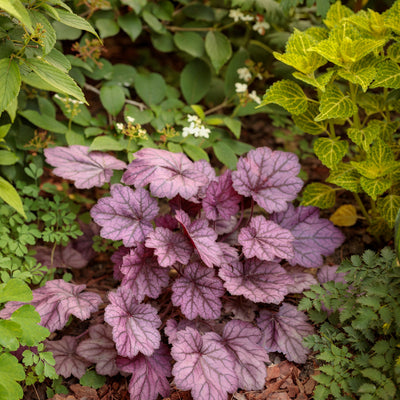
[41,146,345,400]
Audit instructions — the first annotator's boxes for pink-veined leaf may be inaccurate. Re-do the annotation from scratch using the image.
[170,195,202,216]
[317,264,346,284]
[285,266,318,294]
[45,336,90,378]
[231,147,303,213]
[192,159,217,199]
[164,319,218,344]
[175,210,223,268]
[104,286,161,358]
[76,324,119,376]
[44,145,126,189]
[0,280,102,332]
[171,327,238,400]
[215,216,237,235]
[145,227,192,267]
[119,244,169,301]
[74,221,99,261]
[90,184,159,247]
[238,215,294,261]
[110,246,130,280]
[171,262,224,320]
[122,148,208,199]
[257,303,314,364]
[116,344,172,400]
[154,214,178,230]
[223,297,257,322]
[272,205,345,268]
[219,258,293,304]
[202,171,242,221]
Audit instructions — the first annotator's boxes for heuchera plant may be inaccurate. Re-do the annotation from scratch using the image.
[7,145,344,400]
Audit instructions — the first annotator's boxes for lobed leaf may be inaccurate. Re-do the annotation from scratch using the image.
[0,353,25,400]
[285,266,318,294]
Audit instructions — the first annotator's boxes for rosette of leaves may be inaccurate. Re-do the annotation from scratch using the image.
[40,144,345,400]
[261,0,400,238]
[299,248,400,400]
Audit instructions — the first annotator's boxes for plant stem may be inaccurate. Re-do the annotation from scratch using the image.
[353,193,371,223]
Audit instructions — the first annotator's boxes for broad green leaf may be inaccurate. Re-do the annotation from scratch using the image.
[182,143,209,162]
[315,85,356,121]
[301,182,336,209]
[52,20,81,40]
[56,9,98,38]
[223,117,241,139]
[30,10,56,55]
[370,60,400,89]
[0,353,25,400]
[313,137,348,169]
[43,48,71,73]
[0,177,26,218]
[0,0,33,31]
[19,110,68,133]
[142,10,166,34]
[0,124,11,139]
[213,141,237,170]
[79,370,106,390]
[174,32,204,58]
[323,1,353,29]
[151,31,174,53]
[205,31,232,73]
[377,195,400,228]
[95,18,119,38]
[6,98,18,122]
[167,142,183,153]
[0,150,18,165]
[360,176,391,200]
[292,103,326,135]
[90,136,124,152]
[124,104,153,125]
[329,204,358,227]
[100,85,125,116]
[220,138,253,155]
[118,12,142,42]
[224,48,249,97]
[25,58,86,104]
[0,320,22,351]
[191,105,206,120]
[66,129,85,146]
[135,72,166,106]
[0,58,20,113]
[180,59,212,104]
[292,69,334,92]
[0,279,32,303]
[347,126,376,152]
[262,80,308,115]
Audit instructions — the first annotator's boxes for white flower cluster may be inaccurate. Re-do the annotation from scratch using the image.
[182,115,210,139]
[229,9,254,22]
[229,9,270,35]
[54,93,84,105]
[253,20,270,35]
[235,82,248,93]
[237,67,252,82]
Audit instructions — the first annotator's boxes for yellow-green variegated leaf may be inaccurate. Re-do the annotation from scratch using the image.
[338,65,376,92]
[314,137,348,169]
[330,204,358,227]
[357,93,385,115]
[367,217,390,239]
[293,69,335,92]
[292,103,326,135]
[305,26,329,41]
[261,80,308,115]
[327,163,362,193]
[383,0,400,34]
[370,60,400,89]
[377,195,400,228]
[340,38,387,66]
[347,9,389,38]
[315,85,356,121]
[347,126,376,152]
[285,29,317,55]
[368,120,400,142]
[360,176,391,200]
[324,1,354,29]
[387,43,400,63]
[309,37,342,66]
[301,182,336,209]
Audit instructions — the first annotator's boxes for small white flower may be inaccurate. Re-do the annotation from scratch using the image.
[229,9,254,22]
[187,114,200,123]
[116,123,124,131]
[126,116,135,123]
[235,83,248,93]
[253,20,270,35]
[249,90,262,104]
[237,67,252,82]
[240,14,255,22]
[182,115,210,139]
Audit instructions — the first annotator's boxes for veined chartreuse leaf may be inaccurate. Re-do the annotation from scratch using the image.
[360,177,392,200]
[0,279,32,303]
[327,163,361,193]
[338,63,377,93]
[313,137,348,169]
[292,103,327,135]
[347,125,376,152]
[377,195,400,228]
[370,60,400,89]
[292,69,334,92]
[301,182,336,209]
[323,1,353,29]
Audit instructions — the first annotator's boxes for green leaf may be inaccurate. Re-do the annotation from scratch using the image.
[0,320,22,351]
[293,69,334,91]
[377,195,400,228]
[0,177,26,218]
[142,10,166,34]
[43,48,71,73]
[79,370,106,389]
[0,279,32,303]
[205,31,232,73]
[30,10,56,55]
[0,150,18,166]
[90,136,124,152]
[262,80,308,115]
[19,110,68,134]
[314,137,348,169]
[95,18,119,38]
[327,164,361,192]
[6,98,18,122]
[395,206,400,262]
[361,368,384,384]
[0,58,20,113]
[347,126,376,152]
[213,141,237,170]
[174,32,204,58]
[0,0,33,31]
[324,1,353,29]
[315,85,356,121]
[56,9,98,38]
[329,204,358,227]
[292,103,326,135]
[387,42,400,63]
[135,73,166,106]
[124,104,153,125]
[370,60,400,89]
[180,59,212,104]
[223,117,241,139]
[182,144,209,162]
[224,48,249,97]
[301,182,336,209]
[0,353,25,400]
[360,176,391,200]
[220,139,253,155]
[100,85,125,116]
[118,12,142,42]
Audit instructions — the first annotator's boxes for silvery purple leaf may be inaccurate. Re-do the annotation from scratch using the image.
[317,264,346,284]
[257,303,314,364]
[170,195,202,217]
[90,184,159,247]
[76,324,118,376]
[172,262,224,320]
[238,215,294,261]
[119,244,169,301]
[219,242,239,265]
[164,319,215,343]
[0,280,102,332]
[104,286,161,358]
[154,214,178,230]
[223,297,257,322]
[272,205,345,268]
[110,246,130,280]
[171,327,238,400]
[116,344,171,400]
[215,216,237,235]
[45,336,90,378]
[231,147,303,213]
[34,244,88,269]
[44,145,126,189]
[285,266,318,294]
[219,259,292,304]
[122,148,208,199]
[145,228,192,267]
[175,210,223,268]
[202,171,242,221]
[192,159,217,199]
[73,221,99,261]
[211,320,269,390]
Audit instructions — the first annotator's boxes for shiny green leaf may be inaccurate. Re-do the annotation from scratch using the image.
[180,59,211,104]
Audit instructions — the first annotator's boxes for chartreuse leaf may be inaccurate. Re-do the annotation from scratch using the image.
[329,204,358,227]
[293,69,334,92]
[0,320,22,351]
[301,182,336,209]
[347,125,376,152]
[180,59,211,104]
[387,42,400,63]
[0,150,18,165]
[347,9,389,38]
[370,60,400,89]
[314,138,348,169]
[292,103,326,135]
[383,0,400,34]
[0,177,26,218]
[0,58,20,113]
[55,9,99,38]
[262,80,308,115]
[315,85,356,121]
[360,177,391,200]
[0,353,25,400]
[337,57,377,92]
[395,206,400,260]
[368,120,400,142]
[0,0,33,31]
[205,31,232,73]
[309,36,342,66]
[377,195,400,228]
[0,279,32,303]
[323,1,353,29]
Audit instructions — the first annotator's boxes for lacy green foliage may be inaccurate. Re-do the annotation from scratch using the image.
[299,248,400,400]
[262,0,400,238]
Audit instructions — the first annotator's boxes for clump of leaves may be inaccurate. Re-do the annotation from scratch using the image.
[262,0,400,238]
[299,248,400,400]
[27,145,345,400]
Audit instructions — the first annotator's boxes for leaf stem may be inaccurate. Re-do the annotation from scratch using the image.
[353,193,371,223]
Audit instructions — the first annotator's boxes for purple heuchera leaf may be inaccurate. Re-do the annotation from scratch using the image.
[238,215,294,261]
[34,244,88,269]
[110,246,130,280]
[285,266,318,294]
[257,302,314,364]
[171,327,238,400]
[122,148,208,199]
[45,336,90,378]
[116,344,172,400]
[90,184,159,247]
[317,264,346,284]
[232,147,303,213]
[169,195,202,217]
[202,170,242,221]
[104,286,161,358]
[154,214,178,230]
[192,159,217,199]
[172,262,224,320]
[175,210,223,268]
[164,319,218,344]
[272,205,345,268]
[76,324,118,376]
[210,320,269,390]
[0,280,102,332]
[223,297,257,322]
[145,227,192,267]
[44,145,126,189]
[219,258,293,304]
[74,221,99,261]
[119,244,169,301]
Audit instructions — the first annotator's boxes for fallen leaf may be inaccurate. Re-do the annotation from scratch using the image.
[70,383,99,400]
[266,365,281,382]
[330,204,358,227]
